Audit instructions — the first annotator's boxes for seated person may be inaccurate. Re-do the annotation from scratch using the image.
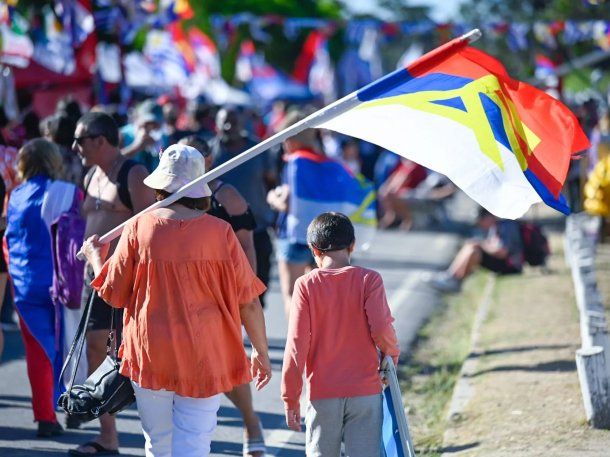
[426,208,523,293]
[386,171,457,230]
[378,158,427,229]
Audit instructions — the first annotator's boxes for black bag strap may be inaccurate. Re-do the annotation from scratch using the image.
[59,291,95,392]
[59,292,121,393]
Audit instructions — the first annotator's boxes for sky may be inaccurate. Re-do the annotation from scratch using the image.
[345,0,467,22]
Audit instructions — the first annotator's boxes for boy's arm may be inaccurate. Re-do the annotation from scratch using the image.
[363,272,400,364]
[281,278,311,412]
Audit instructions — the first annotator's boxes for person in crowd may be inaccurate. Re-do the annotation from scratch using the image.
[181,135,266,456]
[163,101,190,145]
[213,107,276,309]
[40,112,83,186]
[56,96,83,125]
[16,90,40,141]
[281,212,400,456]
[377,157,428,229]
[588,111,610,175]
[80,144,272,457]
[186,99,217,139]
[426,207,523,293]
[0,124,19,333]
[5,139,69,437]
[381,170,457,231]
[71,112,154,455]
[339,139,361,175]
[0,172,5,359]
[263,100,286,138]
[120,99,167,172]
[266,109,324,315]
[0,105,21,147]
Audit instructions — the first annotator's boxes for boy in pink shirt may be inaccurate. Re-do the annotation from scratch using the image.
[281,212,400,457]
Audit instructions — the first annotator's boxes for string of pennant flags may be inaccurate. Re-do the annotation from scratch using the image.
[0,0,608,103]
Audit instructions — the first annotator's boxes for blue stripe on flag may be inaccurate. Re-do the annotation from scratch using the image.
[479,93,513,153]
[292,157,372,206]
[358,71,473,102]
[523,169,570,215]
[383,387,406,457]
[431,96,467,112]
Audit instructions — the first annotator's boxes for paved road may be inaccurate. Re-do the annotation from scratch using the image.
[0,229,462,456]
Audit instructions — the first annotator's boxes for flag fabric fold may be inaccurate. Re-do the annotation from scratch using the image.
[319,39,589,219]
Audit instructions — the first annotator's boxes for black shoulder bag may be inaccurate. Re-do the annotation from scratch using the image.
[57,293,135,421]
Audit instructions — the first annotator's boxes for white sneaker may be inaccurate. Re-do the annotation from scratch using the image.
[426,272,462,293]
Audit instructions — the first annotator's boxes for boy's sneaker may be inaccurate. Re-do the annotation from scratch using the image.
[425,272,462,294]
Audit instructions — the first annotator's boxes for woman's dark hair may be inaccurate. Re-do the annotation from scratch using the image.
[17,138,64,182]
[307,212,355,252]
[41,113,77,149]
[56,96,82,123]
[154,189,211,212]
[76,112,120,147]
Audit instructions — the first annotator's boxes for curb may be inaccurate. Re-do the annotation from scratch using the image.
[441,274,496,456]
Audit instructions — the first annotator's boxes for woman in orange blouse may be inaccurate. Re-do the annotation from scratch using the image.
[81,144,272,457]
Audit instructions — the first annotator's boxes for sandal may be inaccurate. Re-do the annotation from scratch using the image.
[68,441,120,456]
[243,420,266,457]
[243,437,266,457]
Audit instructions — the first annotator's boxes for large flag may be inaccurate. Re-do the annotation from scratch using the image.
[320,39,589,219]
[285,150,376,247]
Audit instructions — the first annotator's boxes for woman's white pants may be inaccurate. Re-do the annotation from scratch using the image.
[132,381,221,457]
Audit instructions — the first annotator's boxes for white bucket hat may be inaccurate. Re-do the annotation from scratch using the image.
[143,144,212,198]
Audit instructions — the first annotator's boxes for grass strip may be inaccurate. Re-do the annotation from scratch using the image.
[399,272,490,456]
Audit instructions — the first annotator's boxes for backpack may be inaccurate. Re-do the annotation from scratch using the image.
[49,187,86,309]
[519,222,550,267]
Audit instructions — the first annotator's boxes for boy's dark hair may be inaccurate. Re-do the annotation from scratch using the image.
[307,212,355,252]
[76,112,119,147]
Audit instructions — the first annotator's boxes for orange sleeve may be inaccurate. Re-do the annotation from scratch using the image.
[227,225,266,306]
[363,272,400,363]
[91,223,137,308]
[281,277,310,411]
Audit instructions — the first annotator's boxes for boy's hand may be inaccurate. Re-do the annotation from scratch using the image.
[285,408,301,432]
[250,350,272,390]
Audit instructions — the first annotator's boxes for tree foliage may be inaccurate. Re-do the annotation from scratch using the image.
[459,0,610,83]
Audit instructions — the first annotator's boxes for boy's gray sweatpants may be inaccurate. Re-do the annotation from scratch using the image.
[305,394,382,457]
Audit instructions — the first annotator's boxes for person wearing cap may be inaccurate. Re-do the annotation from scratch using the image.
[120,99,168,172]
[80,144,272,457]
[212,107,276,310]
[180,135,266,457]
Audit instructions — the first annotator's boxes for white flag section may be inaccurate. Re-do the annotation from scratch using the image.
[319,103,541,220]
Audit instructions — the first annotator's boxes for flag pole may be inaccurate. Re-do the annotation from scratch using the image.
[77,28,481,258]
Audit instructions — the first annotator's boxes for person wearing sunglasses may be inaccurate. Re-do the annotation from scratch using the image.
[70,112,155,456]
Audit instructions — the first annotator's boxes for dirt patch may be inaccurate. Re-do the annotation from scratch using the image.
[442,234,610,456]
